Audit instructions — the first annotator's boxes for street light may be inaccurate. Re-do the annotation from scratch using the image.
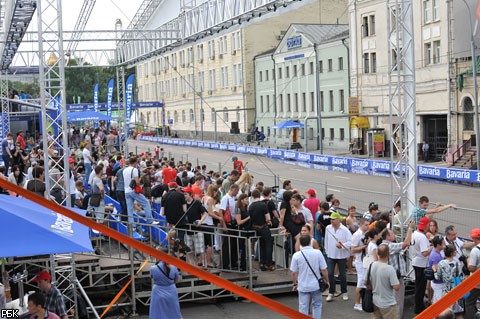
[460,0,480,169]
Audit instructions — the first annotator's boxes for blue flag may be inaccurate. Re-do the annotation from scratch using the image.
[106,78,114,130]
[93,83,99,128]
[125,74,135,139]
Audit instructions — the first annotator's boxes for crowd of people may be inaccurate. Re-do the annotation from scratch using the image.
[0,126,478,319]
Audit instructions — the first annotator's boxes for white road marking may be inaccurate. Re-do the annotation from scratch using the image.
[329,188,344,193]
[335,176,350,180]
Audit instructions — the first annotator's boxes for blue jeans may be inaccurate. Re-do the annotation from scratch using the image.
[125,191,152,226]
[327,257,347,294]
[298,290,322,319]
[84,162,92,187]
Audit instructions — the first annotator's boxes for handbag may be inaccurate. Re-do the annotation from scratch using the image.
[452,264,470,300]
[424,266,435,281]
[89,193,102,207]
[300,250,328,292]
[223,205,233,224]
[129,167,137,189]
[361,263,374,313]
[291,212,305,225]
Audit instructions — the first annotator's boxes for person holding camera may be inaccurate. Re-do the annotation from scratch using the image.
[444,225,476,268]
[290,234,329,319]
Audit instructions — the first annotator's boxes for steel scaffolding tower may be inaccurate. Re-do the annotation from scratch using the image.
[1,73,9,136]
[66,0,97,56]
[387,0,417,225]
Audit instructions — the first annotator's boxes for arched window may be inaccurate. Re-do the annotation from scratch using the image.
[182,110,186,123]
[223,107,229,122]
[174,111,178,124]
[463,97,474,131]
[190,109,195,122]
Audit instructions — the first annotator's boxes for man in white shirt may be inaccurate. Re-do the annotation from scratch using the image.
[219,184,239,269]
[324,212,352,302]
[349,218,370,311]
[443,225,476,264]
[82,142,93,187]
[465,228,480,319]
[291,193,313,229]
[290,234,330,319]
[412,216,433,314]
[123,157,153,230]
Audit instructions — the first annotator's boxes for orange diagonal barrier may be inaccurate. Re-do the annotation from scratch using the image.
[100,259,150,318]
[415,268,480,319]
[0,179,309,319]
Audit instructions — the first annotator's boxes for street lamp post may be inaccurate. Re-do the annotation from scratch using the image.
[461,0,480,169]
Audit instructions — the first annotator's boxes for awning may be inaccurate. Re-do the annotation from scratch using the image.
[350,116,370,129]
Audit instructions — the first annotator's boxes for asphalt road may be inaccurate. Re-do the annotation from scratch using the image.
[129,140,480,238]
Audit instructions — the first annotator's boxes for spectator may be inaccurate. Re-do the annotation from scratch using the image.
[161,182,187,240]
[350,218,370,312]
[32,270,68,319]
[290,234,329,319]
[7,164,25,188]
[410,195,455,227]
[426,219,439,241]
[249,189,274,271]
[220,184,240,269]
[27,292,60,319]
[149,261,182,319]
[232,156,248,175]
[429,235,446,304]
[369,244,400,319]
[1,133,13,176]
[303,189,320,222]
[465,228,480,319]
[221,170,240,196]
[412,216,433,314]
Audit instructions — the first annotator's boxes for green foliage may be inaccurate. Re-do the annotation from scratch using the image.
[7,78,40,97]
[65,58,116,104]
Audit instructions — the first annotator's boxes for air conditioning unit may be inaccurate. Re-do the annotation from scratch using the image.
[219,53,223,59]
[208,90,213,95]
[231,50,236,55]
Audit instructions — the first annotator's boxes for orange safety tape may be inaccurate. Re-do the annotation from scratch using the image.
[415,269,480,319]
[0,179,310,319]
[100,259,150,319]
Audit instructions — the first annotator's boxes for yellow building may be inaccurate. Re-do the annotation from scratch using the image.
[136,0,348,141]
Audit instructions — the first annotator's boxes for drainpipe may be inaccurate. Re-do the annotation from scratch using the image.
[270,53,277,142]
[341,38,351,143]
[446,0,452,150]
[314,43,323,152]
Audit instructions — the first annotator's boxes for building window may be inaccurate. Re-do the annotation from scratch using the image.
[287,94,291,112]
[197,44,204,62]
[330,128,335,140]
[424,0,432,23]
[190,109,194,122]
[310,92,315,112]
[362,14,376,37]
[319,61,323,73]
[279,94,284,112]
[260,96,264,113]
[433,40,441,64]
[209,69,216,90]
[433,0,439,21]
[302,92,306,112]
[301,63,305,76]
[294,93,299,112]
[211,108,215,123]
[364,53,370,73]
[266,70,269,81]
[293,65,298,77]
[328,59,333,72]
[309,62,314,74]
[182,110,186,123]
[329,90,334,111]
[286,66,290,78]
[278,67,282,79]
[464,97,474,130]
[223,107,229,122]
[340,128,345,141]
[339,89,345,112]
[259,71,263,82]
[371,53,377,73]
[321,128,325,140]
[338,57,344,70]
[309,127,314,140]
[174,111,178,123]
[320,91,324,112]
[266,95,270,113]
[236,106,241,122]
[201,109,205,121]
[424,42,432,65]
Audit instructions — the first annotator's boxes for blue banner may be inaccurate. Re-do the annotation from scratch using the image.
[106,79,114,130]
[138,136,480,185]
[93,83,99,128]
[125,74,135,139]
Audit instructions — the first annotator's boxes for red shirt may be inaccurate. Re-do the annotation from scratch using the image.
[192,184,203,198]
[162,167,177,184]
[233,160,244,174]
[16,135,26,149]
[303,197,320,219]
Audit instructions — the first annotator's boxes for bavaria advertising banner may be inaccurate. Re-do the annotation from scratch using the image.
[93,83,99,128]
[125,74,135,139]
[106,78,114,130]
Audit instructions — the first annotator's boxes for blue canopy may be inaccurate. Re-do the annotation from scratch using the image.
[67,110,112,122]
[271,120,304,129]
[0,195,94,258]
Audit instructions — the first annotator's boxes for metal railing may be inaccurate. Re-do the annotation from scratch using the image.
[452,136,473,166]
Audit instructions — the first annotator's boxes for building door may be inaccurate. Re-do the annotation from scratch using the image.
[292,128,299,143]
[424,116,447,161]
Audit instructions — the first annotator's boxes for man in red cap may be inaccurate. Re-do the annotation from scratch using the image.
[32,270,68,319]
[411,216,433,314]
[303,189,320,221]
[465,228,480,318]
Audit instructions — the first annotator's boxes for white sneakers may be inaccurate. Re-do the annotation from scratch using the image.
[326,293,349,302]
[353,304,363,312]
[342,294,349,301]
[326,294,334,302]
